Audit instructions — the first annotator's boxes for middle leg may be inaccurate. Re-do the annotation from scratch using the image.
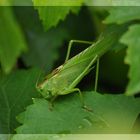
[65,40,93,62]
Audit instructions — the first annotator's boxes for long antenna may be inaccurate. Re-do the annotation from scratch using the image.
[35,70,43,88]
[35,64,46,88]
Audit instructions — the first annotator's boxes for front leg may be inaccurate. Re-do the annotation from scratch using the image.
[94,58,100,92]
[48,95,58,111]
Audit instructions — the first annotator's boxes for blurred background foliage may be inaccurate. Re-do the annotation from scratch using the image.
[0,6,128,93]
[0,4,140,135]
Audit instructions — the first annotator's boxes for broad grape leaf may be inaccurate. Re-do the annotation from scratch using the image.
[104,7,140,24]
[120,24,140,95]
[0,69,40,134]
[33,0,83,30]
[16,92,140,134]
[0,7,27,74]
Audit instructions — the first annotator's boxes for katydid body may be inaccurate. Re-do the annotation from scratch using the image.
[36,25,127,101]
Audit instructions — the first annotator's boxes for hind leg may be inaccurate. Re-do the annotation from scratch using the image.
[94,58,100,92]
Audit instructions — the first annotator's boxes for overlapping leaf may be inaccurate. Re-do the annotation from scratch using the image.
[33,0,83,30]
[0,69,39,134]
[120,24,140,95]
[16,92,140,134]
[0,7,27,74]
[104,7,140,24]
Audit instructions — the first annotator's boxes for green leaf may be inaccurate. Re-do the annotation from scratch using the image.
[104,7,140,24]
[33,0,83,30]
[0,7,27,74]
[120,24,140,95]
[16,92,140,134]
[0,69,39,134]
